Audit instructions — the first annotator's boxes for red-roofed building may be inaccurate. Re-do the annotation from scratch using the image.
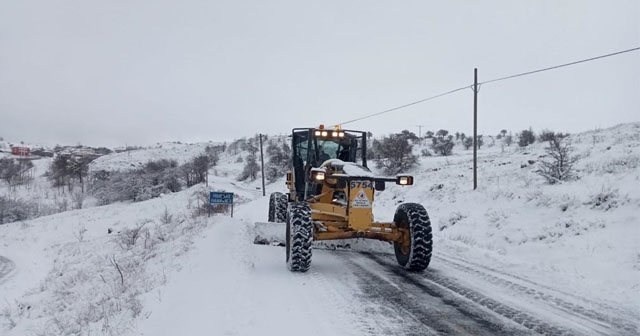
[10,146,30,156]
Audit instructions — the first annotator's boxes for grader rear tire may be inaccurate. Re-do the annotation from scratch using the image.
[286,202,313,272]
[268,192,288,223]
[393,203,432,272]
[275,193,288,223]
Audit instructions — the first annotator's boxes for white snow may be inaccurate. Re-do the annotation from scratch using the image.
[1,122,639,335]
[89,142,217,172]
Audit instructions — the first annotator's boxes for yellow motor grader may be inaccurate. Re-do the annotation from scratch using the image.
[268,125,432,272]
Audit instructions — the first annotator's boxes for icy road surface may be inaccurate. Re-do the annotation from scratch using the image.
[136,208,638,336]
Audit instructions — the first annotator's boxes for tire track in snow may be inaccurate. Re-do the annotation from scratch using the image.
[307,262,379,336]
[341,252,533,336]
[433,253,639,335]
[361,253,580,336]
[438,252,628,313]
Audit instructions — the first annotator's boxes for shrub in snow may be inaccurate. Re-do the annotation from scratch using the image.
[439,212,466,231]
[447,234,477,247]
[586,186,623,211]
[0,196,41,224]
[431,136,454,156]
[538,129,568,142]
[373,133,418,175]
[420,148,432,157]
[115,220,151,250]
[73,223,88,242]
[535,137,578,184]
[584,155,640,175]
[540,219,607,242]
[538,129,555,142]
[72,190,86,209]
[485,209,508,229]
[90,158,189,205]
[504,134,514,146]
[525,189,553,207]
[558,194,578,212]
[518,128,536,147]
[0,157,34,186]
[463,137,473,150]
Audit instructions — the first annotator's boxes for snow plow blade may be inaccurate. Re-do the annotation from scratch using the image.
[253,222,286,246]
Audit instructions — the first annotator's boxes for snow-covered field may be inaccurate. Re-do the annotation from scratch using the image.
[1,123,639,335]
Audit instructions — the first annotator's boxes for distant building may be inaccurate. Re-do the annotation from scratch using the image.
[10,146,30,156]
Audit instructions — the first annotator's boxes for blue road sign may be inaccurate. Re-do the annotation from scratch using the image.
[210,192,234,204]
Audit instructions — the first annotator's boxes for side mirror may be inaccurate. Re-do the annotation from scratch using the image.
[396,175,414,186]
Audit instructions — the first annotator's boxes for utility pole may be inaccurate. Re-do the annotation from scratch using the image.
[416,125,424,138]
[473,68,478,190]
[259,134,266,196]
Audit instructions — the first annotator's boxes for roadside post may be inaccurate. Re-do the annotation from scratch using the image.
[209,191,234,217]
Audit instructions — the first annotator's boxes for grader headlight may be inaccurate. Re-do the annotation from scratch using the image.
[310,169,326,181]
[396,175,414,186]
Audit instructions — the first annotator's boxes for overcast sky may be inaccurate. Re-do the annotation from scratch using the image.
[0,0,638,147]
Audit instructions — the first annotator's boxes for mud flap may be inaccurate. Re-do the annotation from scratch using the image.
[253,222,286,246]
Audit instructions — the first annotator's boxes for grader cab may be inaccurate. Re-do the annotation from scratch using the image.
[268,125,432,272]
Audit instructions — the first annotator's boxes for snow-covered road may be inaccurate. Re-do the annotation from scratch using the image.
[343,251,637,335]
[135,201,638,336]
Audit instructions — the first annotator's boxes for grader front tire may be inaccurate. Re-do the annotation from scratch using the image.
[286,202,313,272]
[393,203,433,272]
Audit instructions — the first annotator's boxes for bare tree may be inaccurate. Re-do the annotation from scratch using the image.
[536,137,578,184]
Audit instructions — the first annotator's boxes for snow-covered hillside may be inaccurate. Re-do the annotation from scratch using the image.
[372,122,640,310]
[89,142,216,172]
[1,123,639,335]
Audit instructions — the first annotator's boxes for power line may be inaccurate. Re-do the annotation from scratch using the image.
[480,47,640,85]
[334,46,639,127]
[336,85,470,127]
